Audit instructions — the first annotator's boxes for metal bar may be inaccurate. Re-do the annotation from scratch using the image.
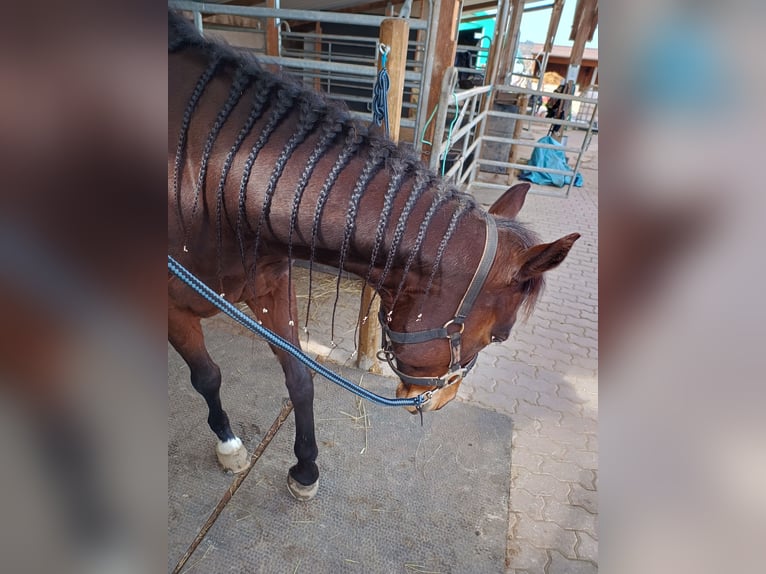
[487,110,593,129]
[565,102,598,197]
[481,135,582,154]
[453,84,493,102]
[205,24,266,36]
[255,54,421,82]
[448,111,484,146]
[462,132,483,162]
[493,83,598,104]
[478,159,574,177]
[430,67,456,170]
[169,1,429,29]
[459,97,478,180]
[470,89,492,190]
[193,10,203,33]
[283,31,425,48]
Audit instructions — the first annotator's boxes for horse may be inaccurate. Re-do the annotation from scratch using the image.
[168,11,579,501]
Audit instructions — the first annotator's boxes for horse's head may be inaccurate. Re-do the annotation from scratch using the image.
[382,183,580,412]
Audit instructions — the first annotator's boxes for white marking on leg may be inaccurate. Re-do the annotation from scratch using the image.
[217,436,243,455]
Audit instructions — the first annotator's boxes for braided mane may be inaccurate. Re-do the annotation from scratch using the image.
[168,11,514,337]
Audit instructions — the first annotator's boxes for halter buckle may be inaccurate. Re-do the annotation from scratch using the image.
[443,319,465,336]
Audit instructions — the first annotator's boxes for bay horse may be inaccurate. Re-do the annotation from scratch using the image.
[168,12,579,500]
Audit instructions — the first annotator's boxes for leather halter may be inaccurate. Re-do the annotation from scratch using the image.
[377,215,498,391]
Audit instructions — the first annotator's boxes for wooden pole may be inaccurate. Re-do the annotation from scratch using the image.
[483,0,509,88]
[356,17,410,372]
[496,0,524,84]
[543,0,565,55]
[558,0,597,141]
[420,0,461,163]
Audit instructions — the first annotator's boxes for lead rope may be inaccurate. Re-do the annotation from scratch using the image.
[371,44,391,136]
[168,255,429,409]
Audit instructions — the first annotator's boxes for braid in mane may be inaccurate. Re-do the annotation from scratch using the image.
[305,125,366,332]
[330,139,396,341]
[184,61,252,253]
[286,106,348,334]
[172,52,223,245]
[235,83,301,268]
[251,92,327,283]
[214,73,277,288]
[389,179,457,310]
[360,155,416,302]
[373,167,435,301]
[418,197,475,314]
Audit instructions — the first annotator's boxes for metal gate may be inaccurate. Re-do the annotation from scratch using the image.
[428,68,598,198]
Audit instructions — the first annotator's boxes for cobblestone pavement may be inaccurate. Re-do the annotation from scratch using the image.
[292,129,599,573]
[472,129,598,573]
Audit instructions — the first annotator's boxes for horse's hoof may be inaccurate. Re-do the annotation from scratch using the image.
[287,473,319,501]
[216,437,250,473]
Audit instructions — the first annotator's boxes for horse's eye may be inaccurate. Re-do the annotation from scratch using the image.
[491,334,507,344]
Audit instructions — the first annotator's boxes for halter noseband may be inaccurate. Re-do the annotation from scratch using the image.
[377,215,498,394]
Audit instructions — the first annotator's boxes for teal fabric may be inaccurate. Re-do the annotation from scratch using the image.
[519,136,583,188]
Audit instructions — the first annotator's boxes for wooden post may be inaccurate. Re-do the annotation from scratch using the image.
[356,17,410,372]
[496,0,524,84]
[544,0,565,54]
[483,0,509,88]
[559,0,598,140]
[420,0,461,163]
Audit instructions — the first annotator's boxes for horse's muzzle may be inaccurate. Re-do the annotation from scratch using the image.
[396,381,460,413]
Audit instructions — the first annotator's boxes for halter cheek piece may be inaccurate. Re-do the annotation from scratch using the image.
[377,215,498,404]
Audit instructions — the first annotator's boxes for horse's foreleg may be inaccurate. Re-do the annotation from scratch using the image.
[248,268,318,500]
[168,307,249,473]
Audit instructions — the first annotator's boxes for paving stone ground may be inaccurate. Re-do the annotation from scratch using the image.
[296,127,599,573]
[474,127,598,574]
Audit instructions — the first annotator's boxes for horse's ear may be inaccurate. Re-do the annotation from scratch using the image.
[516,233,581,281]
[489,183,531,219]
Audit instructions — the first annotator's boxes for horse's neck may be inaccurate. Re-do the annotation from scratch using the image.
[237,138,486,306]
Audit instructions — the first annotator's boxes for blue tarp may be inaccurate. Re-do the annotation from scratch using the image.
[518,135,583,188]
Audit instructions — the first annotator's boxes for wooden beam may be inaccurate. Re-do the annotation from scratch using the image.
[420,0,462,163]
[496,0,524,83]
[543,0,564,54]
[555,0,597,140]
[357,17,411,372]
[568,0,597,67]
[483,0,509,87]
